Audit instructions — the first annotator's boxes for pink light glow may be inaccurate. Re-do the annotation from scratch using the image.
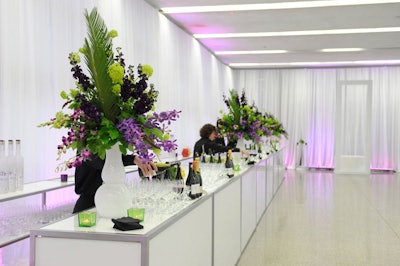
[167,14,233,34]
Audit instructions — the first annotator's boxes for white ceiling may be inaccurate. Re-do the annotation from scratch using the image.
[144,0,400,69]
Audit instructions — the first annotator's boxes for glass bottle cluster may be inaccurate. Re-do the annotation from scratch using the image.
[0,140,24,194]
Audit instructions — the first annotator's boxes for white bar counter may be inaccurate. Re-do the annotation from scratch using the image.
[30,149,285,266]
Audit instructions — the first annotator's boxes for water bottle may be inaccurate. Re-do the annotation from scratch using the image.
[7,140,17,192]
[0,140,9,194]
[15,140,24,191]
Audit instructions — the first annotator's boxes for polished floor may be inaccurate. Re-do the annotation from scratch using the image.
[237,169,400,266]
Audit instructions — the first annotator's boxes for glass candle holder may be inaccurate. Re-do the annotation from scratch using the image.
[127,208,145,222]
[60,174,68,182]
[78,211,96,227]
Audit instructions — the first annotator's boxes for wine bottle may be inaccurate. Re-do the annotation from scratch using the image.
[0,140,9,194]
[164,167,171,180]
[185,162,194,187]
[208,148,214,163]
[201,145,206,163]
[7,140,16,192]
[217,153,222,164]
[176,163,183,181]
[186,162,197,199]
[173,163,184,194]
[201,152,206,163]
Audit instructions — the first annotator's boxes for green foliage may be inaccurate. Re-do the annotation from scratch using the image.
[82,8,120,122]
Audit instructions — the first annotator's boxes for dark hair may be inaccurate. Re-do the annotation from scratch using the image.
[200,124,217,138]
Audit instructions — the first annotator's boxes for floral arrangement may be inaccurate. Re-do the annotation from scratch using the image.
[296,139,307,145]
[39,8,180,169]
[218,90,287,143]
[264,112,288,139]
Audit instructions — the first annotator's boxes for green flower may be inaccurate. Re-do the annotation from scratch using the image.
[53,111,68,129]
[108,62,124,84]
[112,84,121,95]
[142,64,153,78]
[70,89,79,97]
[60,90,68,99]
[161,133,170,141]
[109,30,118,38]
[55,111,65,121]
[78,47,85,53]
[68,52,81,64]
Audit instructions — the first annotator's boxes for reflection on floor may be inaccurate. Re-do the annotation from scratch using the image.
[237,169,400,266]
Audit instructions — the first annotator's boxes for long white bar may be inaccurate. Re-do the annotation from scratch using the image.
[30,149,285,266]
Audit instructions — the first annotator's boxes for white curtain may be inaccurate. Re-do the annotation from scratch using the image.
[234,67,400,171]
[2,0,400,182]
[0,0,233,183]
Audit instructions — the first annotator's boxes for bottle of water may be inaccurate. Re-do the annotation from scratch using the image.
[0,140,9,194]
[7,140,17,192]
[15,140,24,191]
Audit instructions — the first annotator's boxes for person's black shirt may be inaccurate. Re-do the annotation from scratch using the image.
[193,137,239,157]
[214,136,226,146]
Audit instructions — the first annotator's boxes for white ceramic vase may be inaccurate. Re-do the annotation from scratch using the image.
[236,138,245,150]
[94,144,131,218]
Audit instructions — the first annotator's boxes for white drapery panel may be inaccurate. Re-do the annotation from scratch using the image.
[340,84,368,156]
[234,67,400,171]
[0,0,232,182]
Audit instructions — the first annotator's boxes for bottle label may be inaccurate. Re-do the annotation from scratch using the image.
[191,183,200,195]
[0,170,9,193]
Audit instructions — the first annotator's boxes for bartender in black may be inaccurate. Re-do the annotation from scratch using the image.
[193,123,249,157]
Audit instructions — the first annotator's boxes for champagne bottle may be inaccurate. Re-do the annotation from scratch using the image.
[193,158,203,197]
[7,140,16,192]
[188,161,200,199]
[0,140,9,194]
[225,149,234,178]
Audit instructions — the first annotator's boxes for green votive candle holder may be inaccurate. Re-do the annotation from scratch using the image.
[78,211,97,227]
[127,208,145,221]
[234,164,240,171]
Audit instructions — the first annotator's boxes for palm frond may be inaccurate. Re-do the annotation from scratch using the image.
[82,8,119,122]
[228,90,242,125]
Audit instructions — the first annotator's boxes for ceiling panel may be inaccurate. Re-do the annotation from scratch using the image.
[145,0,400,68]
[169,5,400,33]
[199,33,400,50]
[146,0,313,8]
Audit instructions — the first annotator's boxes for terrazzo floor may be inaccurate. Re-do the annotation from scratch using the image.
[237,169,400,266]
